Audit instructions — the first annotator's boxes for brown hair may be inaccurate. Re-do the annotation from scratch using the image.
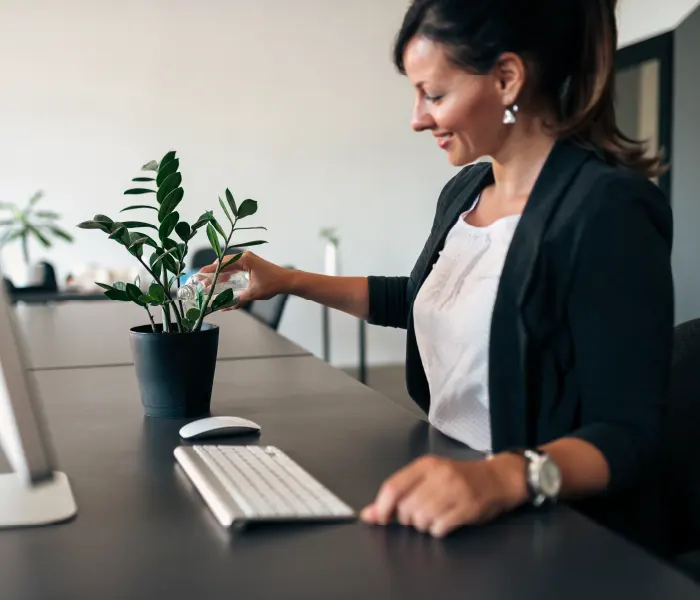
[394,0,664,177]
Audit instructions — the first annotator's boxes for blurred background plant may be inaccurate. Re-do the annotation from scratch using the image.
[0,191,74,266]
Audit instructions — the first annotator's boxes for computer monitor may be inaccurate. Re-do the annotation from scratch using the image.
[0,266,76,527]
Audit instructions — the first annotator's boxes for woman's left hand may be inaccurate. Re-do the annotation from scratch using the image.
[360,454,528,537]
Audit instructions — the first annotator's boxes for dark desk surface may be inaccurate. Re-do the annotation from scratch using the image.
[15,301,310,370]
[0,356,696,599]
[11,290,108,304]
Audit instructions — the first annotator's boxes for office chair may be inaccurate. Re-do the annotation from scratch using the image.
[662,319,700,580]
[190,247,246,271]
[247,294,290,331]
[38,261,58,292]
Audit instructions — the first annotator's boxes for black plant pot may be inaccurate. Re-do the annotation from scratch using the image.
[129,323,220,418]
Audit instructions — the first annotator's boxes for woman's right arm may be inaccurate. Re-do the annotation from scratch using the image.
[201,252,371,319]
[287,270,370,320]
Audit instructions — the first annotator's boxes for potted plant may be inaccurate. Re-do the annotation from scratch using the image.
[0,191,74,287]
[77,150,266,418]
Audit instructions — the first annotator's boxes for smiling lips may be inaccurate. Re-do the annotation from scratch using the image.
[435,133,453,149]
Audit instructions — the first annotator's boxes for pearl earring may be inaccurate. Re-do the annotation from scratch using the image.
[503,104,519,125]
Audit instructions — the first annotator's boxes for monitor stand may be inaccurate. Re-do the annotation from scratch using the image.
[0,471,77,527]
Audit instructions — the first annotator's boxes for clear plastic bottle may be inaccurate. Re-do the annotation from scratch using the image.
[177,271,250,307]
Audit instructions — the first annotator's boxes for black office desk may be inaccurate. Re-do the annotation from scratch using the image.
[0,356,696,599]
[15,302,310,370]
[11,290,109,304]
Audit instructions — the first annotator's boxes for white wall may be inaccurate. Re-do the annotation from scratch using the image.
[3,0,692,368]
[0,0,457,367]
[618,0,700,46]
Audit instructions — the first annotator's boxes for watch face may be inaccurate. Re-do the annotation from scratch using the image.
[539,460,563,497]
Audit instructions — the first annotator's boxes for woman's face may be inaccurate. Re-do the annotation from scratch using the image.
[403,36,506,166]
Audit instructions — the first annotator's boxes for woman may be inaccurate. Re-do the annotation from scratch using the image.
[205,0,673,547]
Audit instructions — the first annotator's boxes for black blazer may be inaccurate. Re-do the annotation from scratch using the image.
[367,140,674,549]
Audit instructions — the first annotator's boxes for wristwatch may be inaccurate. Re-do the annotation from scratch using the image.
[511,449,562,507]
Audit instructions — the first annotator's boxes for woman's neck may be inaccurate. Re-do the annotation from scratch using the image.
[489,124,557,204]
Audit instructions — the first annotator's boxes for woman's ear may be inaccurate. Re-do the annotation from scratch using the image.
[492,52,526,108]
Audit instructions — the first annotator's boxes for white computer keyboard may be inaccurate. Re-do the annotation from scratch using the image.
[174,445,355,527]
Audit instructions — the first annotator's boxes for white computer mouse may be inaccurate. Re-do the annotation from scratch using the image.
[179,416,261,441]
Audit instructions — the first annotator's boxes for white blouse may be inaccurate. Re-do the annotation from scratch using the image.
[413,197,521,452]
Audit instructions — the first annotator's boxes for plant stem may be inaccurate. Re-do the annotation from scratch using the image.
[193,218,238,332]
[135,254,184,328]
[20,232,29,265]
[161,305,171,333]
[162,272,183,333]
[176,243,187,319]
[144,306,157,333]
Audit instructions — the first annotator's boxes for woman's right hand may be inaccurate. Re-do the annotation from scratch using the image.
[199,252,292,307]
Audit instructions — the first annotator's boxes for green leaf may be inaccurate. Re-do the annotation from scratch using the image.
[158,151,177,172]
[168,276,177,289]
[177,243,187,262]
[210,288,236,312]
[163,254,179,273]
[220,252,244,270]
[191,212,214,232]
[237,199,258,219]
[28,226,51,247]
[95,282,114,291]
[128,234,150,249]
[149,283,166,303]
[104,289,129,302]
[181,318,195,332]
[48,226,74,243]
[158,188,184,222]
[108,224,130,245]
[113,281,127,292]
[151,247,179,271]
[210,216,226,238]
[133,233,158,249]
[93,214,114,226]
[163,238,178,252]
[225,189,238,217]
[132,177,155,182]
[127,233,153,256]
[186,308,201,322]
[159,211,179,242]
[162,239,184,266]
[0,230,23,245]
[134,274,141,288]
[175,222,191,242]
[124,188,156,195]
[196,285,205,312]
[126,283,144,305]
[28,191,44,207]
[141,160,159,172]
[138,294,156,306]
[77,220,106,230]
[219,196,233,225]
[156,172,182,204]
[156,158,180,187]
[206,223,222,258]
[120,205,157,213]
[150,252,163,279]
[35,211,60,220]
[233,240,267,248]
[122,221,158,231]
